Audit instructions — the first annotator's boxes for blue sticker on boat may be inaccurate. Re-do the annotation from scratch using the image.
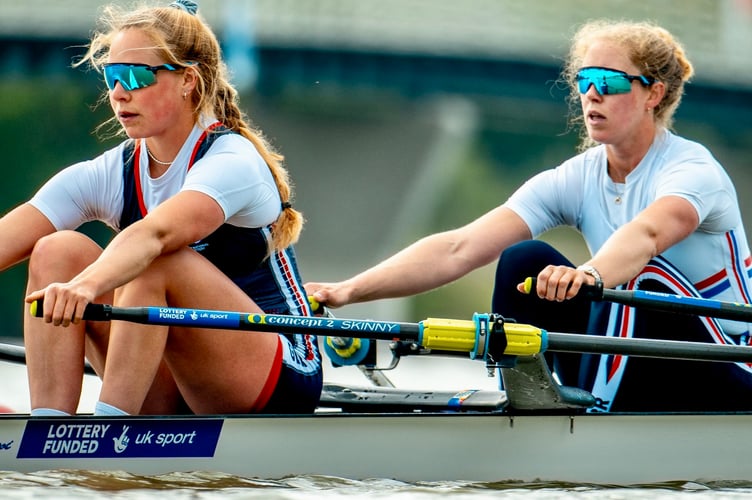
[17,418,223,458]
[447,389,477,409]
[147,307,241,328]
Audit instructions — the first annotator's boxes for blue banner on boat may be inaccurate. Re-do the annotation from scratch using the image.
[17,418,223,458]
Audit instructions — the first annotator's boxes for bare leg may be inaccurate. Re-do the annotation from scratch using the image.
[24,231,112,414]
[98,286,170,414]
[139,360,190,414]
[98,248,279,415]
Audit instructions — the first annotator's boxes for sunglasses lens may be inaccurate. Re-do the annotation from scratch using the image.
[577,77,593,94]
[104,65,157,91]
[576,68,633,95]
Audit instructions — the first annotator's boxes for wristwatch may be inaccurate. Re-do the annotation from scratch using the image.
[576,264,603,285]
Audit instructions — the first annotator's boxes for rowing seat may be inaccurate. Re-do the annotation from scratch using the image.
[318,384,508,413]
[318,353,595,413]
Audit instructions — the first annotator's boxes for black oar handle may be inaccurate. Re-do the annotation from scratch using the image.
[31,300,120,322]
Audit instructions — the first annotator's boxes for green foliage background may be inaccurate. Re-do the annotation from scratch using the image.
[0,81,116,336]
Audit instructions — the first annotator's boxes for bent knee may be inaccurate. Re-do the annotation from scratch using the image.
[29,231,102,283]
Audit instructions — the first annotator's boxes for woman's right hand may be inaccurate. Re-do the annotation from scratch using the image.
[518,264,588,303]
[25,279,98,327]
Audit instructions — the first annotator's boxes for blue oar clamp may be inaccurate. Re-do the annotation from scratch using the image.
[470,313,517,370]
[470,313,489,360]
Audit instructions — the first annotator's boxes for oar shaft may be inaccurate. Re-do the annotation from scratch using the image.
[524,277,752,323]
[0,343,27,365]
[0,342,96,375]
[30,301,542,362]
[600,289,752,323]
[547,332,752,363]
[39,302,423,342]
[28,301,752,365]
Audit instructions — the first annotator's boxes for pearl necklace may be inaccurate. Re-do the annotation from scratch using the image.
[614,181,625,205]
[145,145,174,166]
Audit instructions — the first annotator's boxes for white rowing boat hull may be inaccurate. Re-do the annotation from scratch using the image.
[0,410,750,484]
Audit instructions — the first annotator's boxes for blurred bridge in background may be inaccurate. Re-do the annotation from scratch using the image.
[2,0,751,89]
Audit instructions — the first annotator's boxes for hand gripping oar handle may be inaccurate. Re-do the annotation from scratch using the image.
[523,277,752,323]
[29,299,752,364]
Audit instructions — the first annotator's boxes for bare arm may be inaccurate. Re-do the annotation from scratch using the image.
[0,203,57,271]
[530,196,699,300]
[308,206,532,307]
[26,190,225,323]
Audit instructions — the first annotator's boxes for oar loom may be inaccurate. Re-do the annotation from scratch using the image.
[28,298,752,368]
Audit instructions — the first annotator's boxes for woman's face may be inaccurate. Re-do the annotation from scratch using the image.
[107,28,191,140]
[579,40,655,147]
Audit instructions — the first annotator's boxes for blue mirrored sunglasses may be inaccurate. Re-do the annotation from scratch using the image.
[576,66,654,95]
[103,63,179,91]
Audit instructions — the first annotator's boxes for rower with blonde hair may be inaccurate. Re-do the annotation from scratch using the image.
[308,19,752,412]
[9,0,321,416]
